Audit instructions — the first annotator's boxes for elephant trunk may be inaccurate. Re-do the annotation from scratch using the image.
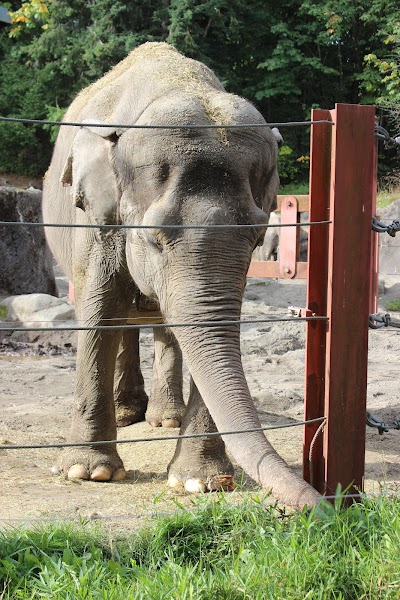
[152,232,320,507]
[173,323,320,508]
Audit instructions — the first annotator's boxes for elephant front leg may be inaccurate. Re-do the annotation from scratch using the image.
[167,378,234,492]
[114,329,148,427]
[58,326,126,482]
[145,326,186,428]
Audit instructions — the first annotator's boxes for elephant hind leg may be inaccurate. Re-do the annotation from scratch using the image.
[114,329,148,427]
[145,327,186,428]
[168,377,234,493]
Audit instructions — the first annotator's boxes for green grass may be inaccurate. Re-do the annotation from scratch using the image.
[1,494,400,599]
[279,182,309,195]
[377,188,400,210]
[0,304,7,318]
[386,300,400,311]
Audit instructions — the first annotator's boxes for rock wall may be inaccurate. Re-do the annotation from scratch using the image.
[0,186,56,296]
[378,199,400,275]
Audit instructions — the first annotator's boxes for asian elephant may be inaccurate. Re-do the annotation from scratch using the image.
[42,42,319,507]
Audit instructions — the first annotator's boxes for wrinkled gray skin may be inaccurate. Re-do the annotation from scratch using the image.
[43,42,319,507]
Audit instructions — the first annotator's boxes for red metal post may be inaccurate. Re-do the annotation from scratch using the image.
[303,110,332,488]
[322,104,376,497]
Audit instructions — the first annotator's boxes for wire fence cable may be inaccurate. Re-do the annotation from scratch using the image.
[0,220,331,230]
[0,115,334,130]
[0,417,326,450]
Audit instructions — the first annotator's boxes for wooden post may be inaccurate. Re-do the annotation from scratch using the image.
[322,104,376,497]
[303,110,332,488]
[304,104,377,498]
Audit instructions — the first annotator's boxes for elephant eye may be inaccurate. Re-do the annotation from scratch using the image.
[148,230,169,252]
[74,190,85,211]
[158,162,170,184]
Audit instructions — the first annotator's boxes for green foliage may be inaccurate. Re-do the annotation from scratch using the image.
[277,144,310,186]
[8,0,51,38]
[279,182,309,195]
[0,0,399,180]
[1,495,400,599]
[376,186,400,209]
[43,103,67,143]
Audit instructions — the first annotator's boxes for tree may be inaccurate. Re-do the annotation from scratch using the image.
[0,0,399,180]
[0,0,167,174]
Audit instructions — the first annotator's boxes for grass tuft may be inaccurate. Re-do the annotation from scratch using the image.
[386,300,400,311]
[376,187,400,210]
[1,495,400,599]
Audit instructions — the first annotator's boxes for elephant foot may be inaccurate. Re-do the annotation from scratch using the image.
[168,473,235,493]
[115,404,147,427]
[167,456,235,493]
[52,448,126,482]
[145,394,186,429]
[114,390,148,427]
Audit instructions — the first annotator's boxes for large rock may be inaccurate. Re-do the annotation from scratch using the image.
[1,293,75,328]
[0,186,56,296]
[377,199,400,275]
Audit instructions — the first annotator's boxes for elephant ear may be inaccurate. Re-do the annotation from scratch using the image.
[271,127,284,148]
[61,121,121,227]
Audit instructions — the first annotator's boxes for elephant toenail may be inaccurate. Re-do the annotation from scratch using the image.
[91,466,113,481]
[68,465,90,480]
[162,418,181,428]
[167,474,184,489]
[112,468,127,481]
[184,478,207,493]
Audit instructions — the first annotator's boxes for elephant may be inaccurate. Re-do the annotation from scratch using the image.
[42,42,320,507]
[252,211,309,262]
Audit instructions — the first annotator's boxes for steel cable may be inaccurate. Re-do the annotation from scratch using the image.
[0,116,334,129]
[0,220,331,230]
[0,316,328,333]
[0,417,326,450]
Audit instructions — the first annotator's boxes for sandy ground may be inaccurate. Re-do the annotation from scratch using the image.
[1,276,400,528]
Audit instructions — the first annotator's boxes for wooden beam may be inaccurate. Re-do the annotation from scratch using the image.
[127,311,164,325]
[279,196,299,278]
[247,260,307,279]
[276,195,310,213]
[323,104,375,498]
[303,110,332,488]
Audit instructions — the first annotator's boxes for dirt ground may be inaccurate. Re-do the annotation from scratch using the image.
[1,277,400,528]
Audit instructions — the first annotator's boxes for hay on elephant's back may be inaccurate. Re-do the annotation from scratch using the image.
[67,42,243,139]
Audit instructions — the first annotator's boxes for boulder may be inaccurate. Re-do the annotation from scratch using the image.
[377,199,400,275]
[1,293,75,328]
[0,186,56,296]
